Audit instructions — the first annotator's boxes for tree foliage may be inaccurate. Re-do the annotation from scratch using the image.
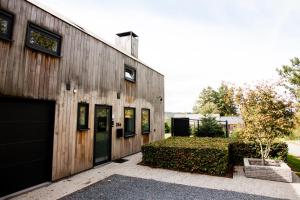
[277,57,300,98]
[195,117,225,137]
[193,83,237,116]
[217,83,237,116]
[236,84,294,165]
[165,122,170,133]
[198,102,219,116]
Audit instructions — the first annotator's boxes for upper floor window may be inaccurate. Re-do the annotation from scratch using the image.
[0,9,14,41]
[124,65,136,82]
[26,23,62,57]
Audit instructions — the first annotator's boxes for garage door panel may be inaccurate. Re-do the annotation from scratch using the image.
[0,140,50,166]
[0,98,54,197]
[0,101,52,122]
[0,160,50,197]
[0,122,50,144]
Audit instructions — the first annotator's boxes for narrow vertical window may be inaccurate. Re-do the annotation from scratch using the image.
[141,109,150,134]
[77,103,89,130]
[0,9,14,41]
[26,23,62,57]
[124,107,135,137]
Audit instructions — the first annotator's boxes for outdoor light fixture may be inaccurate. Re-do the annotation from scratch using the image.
[157,96,163,102]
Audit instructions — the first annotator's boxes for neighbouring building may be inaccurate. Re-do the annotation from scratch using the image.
[0,0,164,197]
[218,116,243,134]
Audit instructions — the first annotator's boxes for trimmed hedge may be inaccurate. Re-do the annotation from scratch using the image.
[229,141,288,165]
[141,137,230,176]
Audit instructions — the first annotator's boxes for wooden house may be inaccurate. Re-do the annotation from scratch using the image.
[0,0,164,197]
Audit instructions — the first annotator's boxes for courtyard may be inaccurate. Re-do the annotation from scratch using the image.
[13,153,300,200]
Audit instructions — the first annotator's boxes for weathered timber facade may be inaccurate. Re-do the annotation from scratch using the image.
[0,0,164,195]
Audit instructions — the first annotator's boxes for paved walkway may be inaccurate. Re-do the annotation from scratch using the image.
[13,153,300,200]
[288,141,300,157]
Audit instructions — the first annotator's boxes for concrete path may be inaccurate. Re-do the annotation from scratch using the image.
[13,153,300,200]
[288,141,300,157]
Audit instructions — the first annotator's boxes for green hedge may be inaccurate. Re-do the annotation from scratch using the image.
[141,137,230,176]
[229,141,288,165]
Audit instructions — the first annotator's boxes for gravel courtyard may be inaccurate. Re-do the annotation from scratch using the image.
[60,174,283,200]
[13,153,300,200]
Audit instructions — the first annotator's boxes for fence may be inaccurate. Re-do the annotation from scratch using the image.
[171,117,229,137]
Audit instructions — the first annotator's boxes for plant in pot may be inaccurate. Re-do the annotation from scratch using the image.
[236,83,295,182]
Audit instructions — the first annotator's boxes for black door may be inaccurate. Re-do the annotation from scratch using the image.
[171,118,191,137]
[0,98,55,197]
[94,105,112,165]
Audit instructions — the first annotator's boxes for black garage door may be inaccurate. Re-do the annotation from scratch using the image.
[0,98,55,197]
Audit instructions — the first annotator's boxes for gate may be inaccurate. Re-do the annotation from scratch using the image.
[171,118,190,136]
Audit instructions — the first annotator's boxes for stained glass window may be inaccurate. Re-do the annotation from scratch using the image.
[26,23,62,57]
[0,9,14,41]
[0,18,8,34]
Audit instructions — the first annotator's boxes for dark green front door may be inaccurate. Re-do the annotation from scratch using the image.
[94,105,112,165]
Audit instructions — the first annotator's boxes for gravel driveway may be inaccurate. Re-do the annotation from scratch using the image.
[60,174,282,200]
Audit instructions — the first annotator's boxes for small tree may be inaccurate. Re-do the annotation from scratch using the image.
[236,84,294,165]
[165,122,170,133]
[195,117,225,137]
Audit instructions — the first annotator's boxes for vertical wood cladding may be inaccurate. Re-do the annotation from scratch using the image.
[0,0,164,180]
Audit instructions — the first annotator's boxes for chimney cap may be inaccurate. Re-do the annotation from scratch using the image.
[116,31,138,38]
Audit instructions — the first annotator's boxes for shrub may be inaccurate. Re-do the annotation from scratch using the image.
[164,122,170,133]
[229,141,288,165]
[195,117,225,137]
[142,137,230,176]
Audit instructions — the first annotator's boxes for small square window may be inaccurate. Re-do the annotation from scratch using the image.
[26,23,62,57]
[0,9,14,41]
[77,103,89,131]
[124,107,135,137]
[124,65,136,82]
[141,109,150,134]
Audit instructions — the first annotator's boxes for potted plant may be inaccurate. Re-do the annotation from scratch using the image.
[236,83,294,182]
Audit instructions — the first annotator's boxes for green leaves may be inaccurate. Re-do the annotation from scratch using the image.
[277,57,300,98]
[193,83,237,116]
[236,83,294,161]
[195,117,225,137]
[142,137,230,176]
[229,141,288,165]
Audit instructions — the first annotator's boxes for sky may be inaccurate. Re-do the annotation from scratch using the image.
[41,0,300,112]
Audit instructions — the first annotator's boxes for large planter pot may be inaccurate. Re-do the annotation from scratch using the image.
[244,158,292,183]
